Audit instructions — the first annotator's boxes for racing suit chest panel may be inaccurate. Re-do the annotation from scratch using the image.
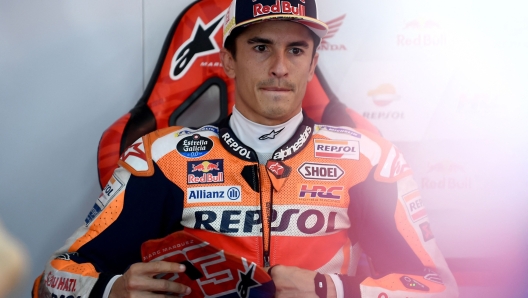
[155,137,265,265]
[152,127,375,273]
[267,135,374,272]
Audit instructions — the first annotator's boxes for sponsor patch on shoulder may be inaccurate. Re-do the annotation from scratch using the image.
[174,125,219,138]
[121,138,148,171]
[314,139,359,160]
[177,134,213,158]
[84,203,102,226]
[379,146,411,180]
[314,125,361,138]
[98,174,124,206]
[187,186,241,203]
[403,191,427,222]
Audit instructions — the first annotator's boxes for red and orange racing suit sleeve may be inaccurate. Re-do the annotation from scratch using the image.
[32,161,185,298]
[340,139,458,297]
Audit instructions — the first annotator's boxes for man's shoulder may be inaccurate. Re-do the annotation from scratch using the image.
[312,123,412,182]
[118,125,221,176]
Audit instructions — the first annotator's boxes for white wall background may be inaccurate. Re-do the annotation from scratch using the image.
[1,0,527,297]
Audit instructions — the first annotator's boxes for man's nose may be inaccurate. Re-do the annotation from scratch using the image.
[269,52,289,78]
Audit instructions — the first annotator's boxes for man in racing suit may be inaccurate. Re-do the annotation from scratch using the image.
[33,0,459,297]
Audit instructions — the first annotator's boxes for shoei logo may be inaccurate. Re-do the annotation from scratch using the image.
[298,163,344,181]
[253,0,306,17]
[170,11,226,80]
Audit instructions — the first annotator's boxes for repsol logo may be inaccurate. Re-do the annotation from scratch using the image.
[189,208,346,236]
[313,139,359,160]
[221,132,254,160]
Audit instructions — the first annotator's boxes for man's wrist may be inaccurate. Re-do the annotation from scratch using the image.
[105,275,122,298]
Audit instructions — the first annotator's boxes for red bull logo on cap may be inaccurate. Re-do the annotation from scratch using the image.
[253,0,306,17]
[187,159,224,184]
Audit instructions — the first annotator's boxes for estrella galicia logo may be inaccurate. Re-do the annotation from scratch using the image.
[170,11,226,80]
[177,134,213,158]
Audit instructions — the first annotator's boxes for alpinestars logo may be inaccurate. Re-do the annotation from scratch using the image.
[170,11,226,80]
[236,262,261,298]
[318,14,347,51]
[259,127,284,140]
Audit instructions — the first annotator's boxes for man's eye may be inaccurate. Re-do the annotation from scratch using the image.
[290,48,304,55]
[254,45,267,52]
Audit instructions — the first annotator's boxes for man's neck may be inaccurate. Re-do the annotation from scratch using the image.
[229,106,303,164]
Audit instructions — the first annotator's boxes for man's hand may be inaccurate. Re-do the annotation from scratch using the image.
[109,261,191,298]
[268,265,336,298]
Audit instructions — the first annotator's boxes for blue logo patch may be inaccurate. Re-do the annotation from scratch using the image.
[84,203,102,226]
[177,134,213,158]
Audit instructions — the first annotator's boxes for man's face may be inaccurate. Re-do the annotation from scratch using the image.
[221,21,318,126]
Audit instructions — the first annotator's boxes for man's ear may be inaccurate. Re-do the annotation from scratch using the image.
[307,52,319,82]
[220,48,236,79]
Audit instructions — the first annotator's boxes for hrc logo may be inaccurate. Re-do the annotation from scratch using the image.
[298,185,344,200]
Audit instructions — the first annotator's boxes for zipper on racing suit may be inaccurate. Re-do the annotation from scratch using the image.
[259,164,273,268]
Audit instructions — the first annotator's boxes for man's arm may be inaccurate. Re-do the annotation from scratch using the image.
[268,265,337,298]
[33,135,190,298]
[341,142,459,297]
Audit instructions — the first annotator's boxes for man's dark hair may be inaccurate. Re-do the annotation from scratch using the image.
[224,25,321,61]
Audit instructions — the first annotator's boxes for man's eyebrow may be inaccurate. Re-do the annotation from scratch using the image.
[287,40,310,48]
[247,37,310,50]
[247,37,273,44]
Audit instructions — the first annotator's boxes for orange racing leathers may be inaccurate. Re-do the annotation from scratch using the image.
[34,116,458,298]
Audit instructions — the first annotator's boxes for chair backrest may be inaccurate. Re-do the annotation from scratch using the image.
[96,0,379,189]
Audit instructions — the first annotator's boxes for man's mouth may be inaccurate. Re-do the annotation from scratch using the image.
[260,87,291,92]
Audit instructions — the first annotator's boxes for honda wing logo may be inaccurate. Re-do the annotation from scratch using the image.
[319,14,347,51]
[322,14,345,44]
[170,11,226,80]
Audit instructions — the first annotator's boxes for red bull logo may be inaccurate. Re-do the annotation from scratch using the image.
[427,161,464,174]
[187,159,224,184]
[397,18,446,46]
[253,0,306,17]
[192,161,220,173]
